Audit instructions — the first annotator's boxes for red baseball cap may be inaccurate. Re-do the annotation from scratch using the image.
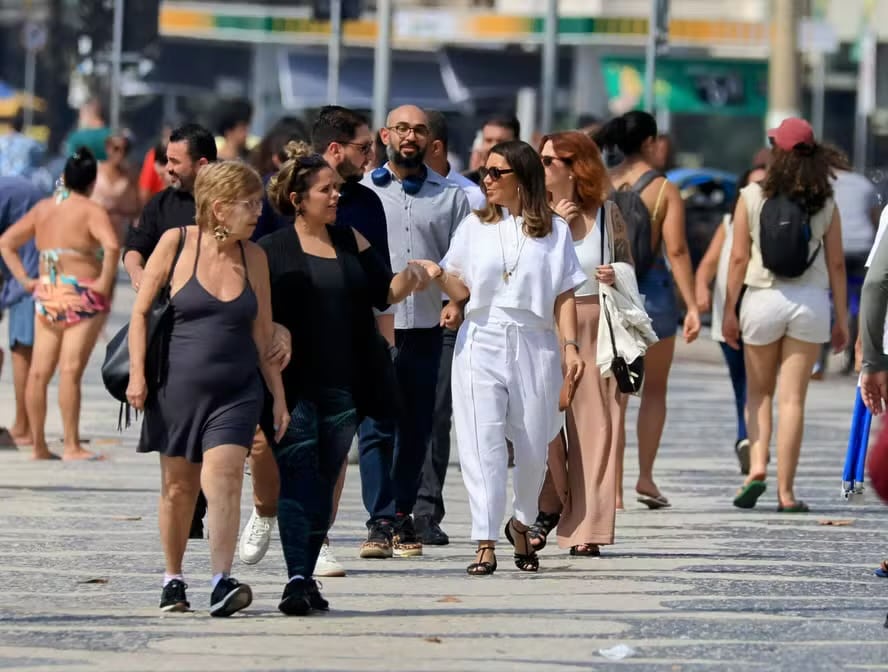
[767,117,815,151]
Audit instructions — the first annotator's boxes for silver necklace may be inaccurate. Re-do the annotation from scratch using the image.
[497,216,528,283]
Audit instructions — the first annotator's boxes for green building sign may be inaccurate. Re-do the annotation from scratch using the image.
[602,57,768,116]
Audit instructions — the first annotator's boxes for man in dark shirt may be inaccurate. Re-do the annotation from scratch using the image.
[123,123,217,290]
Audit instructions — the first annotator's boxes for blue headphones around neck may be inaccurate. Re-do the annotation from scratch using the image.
[371,165,427,195]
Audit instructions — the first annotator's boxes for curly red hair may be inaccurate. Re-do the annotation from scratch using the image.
[538,131,611,211]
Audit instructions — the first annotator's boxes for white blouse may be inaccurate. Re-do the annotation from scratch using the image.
[441,212,587,327]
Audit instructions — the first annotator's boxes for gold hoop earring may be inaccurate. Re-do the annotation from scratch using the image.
[213,224,231,242]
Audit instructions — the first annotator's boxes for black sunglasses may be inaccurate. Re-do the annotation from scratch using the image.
[541,155,573,167]
[479,167,515,181]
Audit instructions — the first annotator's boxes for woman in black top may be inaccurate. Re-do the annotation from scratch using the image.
[260,142,428,615]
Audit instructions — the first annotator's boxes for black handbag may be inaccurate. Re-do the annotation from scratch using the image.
[101,227,185,421]
[601,202,645,395]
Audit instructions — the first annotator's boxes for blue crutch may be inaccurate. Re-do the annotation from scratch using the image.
[842,386,872,500]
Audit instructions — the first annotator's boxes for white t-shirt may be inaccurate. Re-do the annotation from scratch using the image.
[865,204,888,353]
[441,212,587,327]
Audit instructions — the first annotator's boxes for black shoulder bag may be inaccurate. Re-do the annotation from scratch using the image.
[600,203,645,395]
[102,227,186,427]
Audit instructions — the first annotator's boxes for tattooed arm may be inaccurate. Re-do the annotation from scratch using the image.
[609,202,634,266]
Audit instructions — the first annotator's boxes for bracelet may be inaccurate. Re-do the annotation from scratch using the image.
[563,339,580,352]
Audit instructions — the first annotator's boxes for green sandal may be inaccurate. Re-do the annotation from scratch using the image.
[733,480,767,509]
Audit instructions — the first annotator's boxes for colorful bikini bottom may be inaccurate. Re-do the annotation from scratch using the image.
[34,274,109,327]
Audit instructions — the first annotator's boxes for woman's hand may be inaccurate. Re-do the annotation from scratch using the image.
[20,277,38,294]
[267,323,292,372]
[272,397,290,443]
[409,259,441,281]
[683,309,701,344]
[831,320,850,354]
[554,199,581,225]
[595,264,616,287]
[564,346,585,385]
[722,311,740,350]
[405,262,431,292]
[440,302,464,330]
[695,282,712,313]
[126,374,147,411]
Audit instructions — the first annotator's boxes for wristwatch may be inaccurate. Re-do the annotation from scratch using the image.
[563,339,580,352]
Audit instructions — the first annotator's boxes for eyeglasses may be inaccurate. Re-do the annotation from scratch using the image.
[479,167,515,181]
[387,123,430,138]
[233,198,263,212]
[541,155,573,167]
[345,142,373,155]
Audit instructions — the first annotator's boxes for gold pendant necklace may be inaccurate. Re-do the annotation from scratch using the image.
[498,216,528,283]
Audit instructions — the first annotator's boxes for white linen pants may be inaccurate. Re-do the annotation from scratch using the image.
[452,317,564,541]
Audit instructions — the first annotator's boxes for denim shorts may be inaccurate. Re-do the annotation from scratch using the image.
[638,262,679,340]
[8,295,35,348]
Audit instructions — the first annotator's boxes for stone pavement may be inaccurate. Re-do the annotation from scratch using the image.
[1,283,888,671]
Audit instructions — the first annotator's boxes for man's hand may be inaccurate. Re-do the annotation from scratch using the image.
[440,303,464,330]
[861,371,888,415]
[267,322,292,372]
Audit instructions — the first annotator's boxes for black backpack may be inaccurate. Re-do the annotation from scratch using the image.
[758,195,821,278]
[612,170,664,279]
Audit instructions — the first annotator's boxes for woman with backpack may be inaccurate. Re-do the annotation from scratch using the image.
[596,111,701,510]
[526,131,635,556]
[723,118,849,512]
[694,166,768,476]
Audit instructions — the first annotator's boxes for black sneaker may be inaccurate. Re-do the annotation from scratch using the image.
[392,513,423,557]
[159,579,190,612]
[306,578,329,612]
[359,519,393,559]
[415,517,450,546]
[278,578,312,616]
[209,577,252,617]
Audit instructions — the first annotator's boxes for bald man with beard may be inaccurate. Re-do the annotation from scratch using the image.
[357,105,471,558]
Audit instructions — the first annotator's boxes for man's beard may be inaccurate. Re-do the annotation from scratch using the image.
[337,160,363,182]
[387,143,426,170]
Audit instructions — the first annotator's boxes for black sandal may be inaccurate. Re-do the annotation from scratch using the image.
[528,511,560,552]
[570,543,600,557]
[466,545,497,576]
[504,519,539,572]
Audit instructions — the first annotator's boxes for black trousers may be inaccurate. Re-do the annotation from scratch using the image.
[414,327,456,524]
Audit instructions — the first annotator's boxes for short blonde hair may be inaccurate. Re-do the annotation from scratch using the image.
[194,160,263,230]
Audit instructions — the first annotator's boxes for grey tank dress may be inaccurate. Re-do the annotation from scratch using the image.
[138,229,262,463]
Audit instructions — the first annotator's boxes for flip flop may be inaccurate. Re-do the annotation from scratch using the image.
[733,480,767,509]
[874,561,888,578]
[636,493,671,509]
[776,500,809,513]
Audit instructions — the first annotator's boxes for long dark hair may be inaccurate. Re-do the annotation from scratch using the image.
[594,111,658,158]
[762,143,849,216]
[477,140,554,238]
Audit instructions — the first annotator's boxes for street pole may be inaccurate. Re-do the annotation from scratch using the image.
[372,0,393,131]
[23,48,36,130]
[855,27,876,172]
[540,0,558,134]
[643,0,657,113]
[327,0,342,105]
[109,0,125,129]
[811,53,826,140]
[766,0,800,135]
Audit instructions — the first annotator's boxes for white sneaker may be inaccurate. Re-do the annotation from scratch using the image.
[314,542,346,577]
[238,508,275,565]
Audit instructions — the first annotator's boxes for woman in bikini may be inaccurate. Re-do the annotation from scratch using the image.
[596,111,701,510]
[0,148,121,460]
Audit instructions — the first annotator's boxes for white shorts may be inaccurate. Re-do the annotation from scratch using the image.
[739,284,830,346]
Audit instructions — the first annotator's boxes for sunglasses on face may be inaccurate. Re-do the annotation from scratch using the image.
[387,123,430,138]
[479,166,515,181]
[345,142,373,155]
[541,155,573,167]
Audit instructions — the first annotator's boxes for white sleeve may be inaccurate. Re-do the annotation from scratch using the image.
[441,213,473,284]
[866,204,888,268]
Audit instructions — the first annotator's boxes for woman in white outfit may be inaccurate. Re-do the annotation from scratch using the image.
[414,140,586,575]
